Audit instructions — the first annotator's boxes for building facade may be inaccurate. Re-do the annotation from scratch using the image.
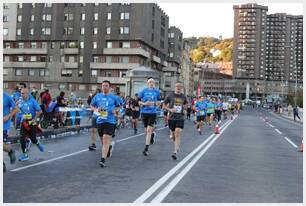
[3,3,184,97]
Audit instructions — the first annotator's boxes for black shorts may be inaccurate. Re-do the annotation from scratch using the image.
[141,113,156,128]
[97,123,116,137]
[132,111,140,119]
[168,119,184,131]
[126,109,132,117]
[197,116,205,122]
[91,117,97,128]
[223,110,227,113]
[163,111,168,116]
[207,113,213,117]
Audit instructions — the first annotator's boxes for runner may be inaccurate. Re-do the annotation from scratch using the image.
[215,98,223,123]
[90,80,121,167]
[162,101,169,127]
[3,92,18,172]
[222,100,229,120]
[131,93,141,134]
[139,77,161,156]
[163,81,187,160]
[206,97,216,126]
[18,88,45,161]
[186,100,192,120]
[194,96,207,135]
[125,96,133,128]
[88,88,101,151]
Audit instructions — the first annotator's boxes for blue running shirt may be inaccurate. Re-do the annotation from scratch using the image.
[139,88,160,114]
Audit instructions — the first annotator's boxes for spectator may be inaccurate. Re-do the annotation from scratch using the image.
[293,105,301,121]
[41,88,52,110]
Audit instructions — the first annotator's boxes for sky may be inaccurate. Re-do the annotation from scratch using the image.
[158,3,303,39]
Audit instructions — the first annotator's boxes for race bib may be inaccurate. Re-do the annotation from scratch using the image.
[99,110,108,119]
[135,106,139,111]
[23,113,32,120]
[174,105,182,113]
[200,110,205,116]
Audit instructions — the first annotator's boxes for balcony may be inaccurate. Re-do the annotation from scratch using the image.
[3,48,48,55]
[63,48,79,55]
[163,66,178,72]
[152,55,161,63]
[64,62,79,68]
[3,61,47,68]
[90,62,140,70]
[97,76,127,84]
[103,48,150,58]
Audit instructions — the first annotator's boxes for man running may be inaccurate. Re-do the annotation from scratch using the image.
[206,98,216,126]
[215,98,223,123]
[194,96,207,135]
[90,80,121,167]
[18,88,45,161]
[3,92,18,172]
[131,93,141,134]
[163,81,187,160]
[139,78,161,156]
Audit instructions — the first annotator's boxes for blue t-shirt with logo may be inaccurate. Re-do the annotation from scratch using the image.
[215,102,223,111]
[206,102,215,114]
[91,93,121,124]
[139,88,160,114]
[12,91,21,102]
[195,101,207,116]
[3,93,16,131]
[18,97,41,120]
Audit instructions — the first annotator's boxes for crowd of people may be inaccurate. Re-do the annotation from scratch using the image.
[3,79,242,171]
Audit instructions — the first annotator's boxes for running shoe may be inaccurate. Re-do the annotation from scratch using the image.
[171,153,177,160]
[99,158,106,167]
[150,132,156,145]
[8,149,16,164]
[19,153,29,161]
[88,144,97,151]
[143,149,148,156]
[37,143,45,152]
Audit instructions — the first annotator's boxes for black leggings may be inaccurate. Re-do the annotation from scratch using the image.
[215,110,222,122]
[20,121,39,153]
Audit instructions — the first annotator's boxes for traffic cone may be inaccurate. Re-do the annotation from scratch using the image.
[214,123,220,134]
[299,141,303,152]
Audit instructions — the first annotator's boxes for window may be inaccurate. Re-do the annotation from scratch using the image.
[107,42,112,48]
[80,41,84,49]
[79,85,86,90]
[59,84,66,90]
[93,27,98,35]
[160,28,165,37]
[64,13,74,21]
[106,27,111,34]
[79,56,83,63]
[78,70,83,77]
[93,56,99,62]
[39,69,49,76]
[120,42,130,48]
[81,3,86,7]
[120,12,130,20]
[30,56,37,62]
[4,56,9,62]
[3,3,9,9]
[32,3,35,8]
[169,32,174,38]
[15,69,22,76]
[120,56,129,63]
[152,20,155,29]
[30,28,34,36]
[51,42,55,49]
[81,13,85,21]
[61,69,73,77]
[94,13,98,21]
[42,28,51,35]
[61,56,65,62]
[91,70,98,76]
[151,33,154,42]
[152,7,155,16]
[161,16,166,26]
[160,40,164,49]
[170,52,174,58]
[3,69,8,76]
[17,3,22,8]
[107,13,111,20]
[106,72,112,77]
[17,15,22,22]
[94,3,99,6]
[63,27,73,35]
[29,69,35,76]
[44,3,52,7]
[93,42,97,49]
[42,14,52,21]
[18,43,24,48]
[106,56,112,63]
[41,42,47,48]
[80,27,85,35]
[3,28,9,36]
[3,15,9,22]
[31,15,34,22]
[4,42,10,48]
[120,27,129,34]
[49,56,53,62]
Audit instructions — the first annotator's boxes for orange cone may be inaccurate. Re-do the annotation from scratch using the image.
[214,123,220,134]
[299,141,303,152]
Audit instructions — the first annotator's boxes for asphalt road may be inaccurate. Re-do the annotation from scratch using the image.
[3,106,303,203]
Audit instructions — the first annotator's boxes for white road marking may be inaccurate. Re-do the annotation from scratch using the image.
[150,119,235,203]
[284,137,298,148]
[268,124,275,128]
[11,126,168,172]
[134,119,233,203]
[275,129,282,134]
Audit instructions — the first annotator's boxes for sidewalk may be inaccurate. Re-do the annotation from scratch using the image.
[279,108,303,124]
